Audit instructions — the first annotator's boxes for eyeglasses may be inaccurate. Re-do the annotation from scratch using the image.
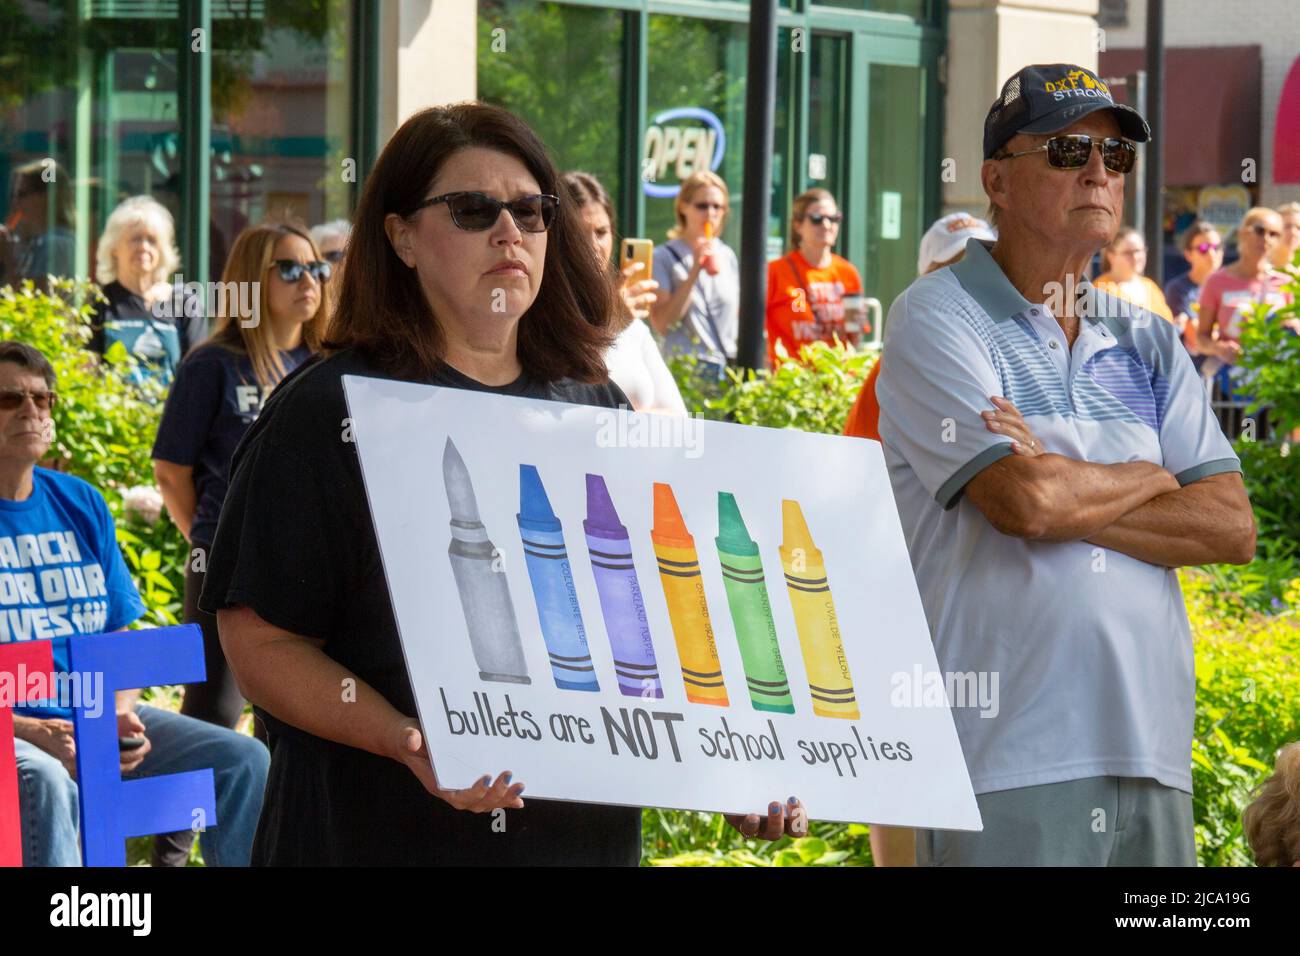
[408,191,558,233]
[692,202,726,212]
[1194,241,1223,254]
[1249,223,1282,241]
[996,134,1138,174]
[271,259,332,283]
[0,388,57,411]
[807,213,842,226]
[323,249,345,264]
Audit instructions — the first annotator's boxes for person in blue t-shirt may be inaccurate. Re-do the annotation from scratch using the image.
[150,221,328,865]
[1,341,268,867]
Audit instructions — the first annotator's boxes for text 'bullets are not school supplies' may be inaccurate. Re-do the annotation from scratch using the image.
[651,483,729,706]
[442,438,530,685]
[715,492,794,713]
[517,464,599,691]
[779,499,858,719]
[584,474,662,698]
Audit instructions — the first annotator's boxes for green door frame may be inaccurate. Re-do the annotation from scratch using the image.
[553,0,943,265]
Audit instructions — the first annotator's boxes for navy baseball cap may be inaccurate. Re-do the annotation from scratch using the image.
[983,64,1151,159]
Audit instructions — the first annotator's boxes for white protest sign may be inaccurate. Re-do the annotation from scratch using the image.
[343,375,981,830]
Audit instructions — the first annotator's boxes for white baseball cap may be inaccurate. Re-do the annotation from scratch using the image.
[918,213,997,275]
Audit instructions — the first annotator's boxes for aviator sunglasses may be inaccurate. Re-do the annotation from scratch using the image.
[996,134,1138,174]
[408,191,558,233]
[272,259,332,283]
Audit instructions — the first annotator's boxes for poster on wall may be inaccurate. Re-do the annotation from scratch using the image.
[343,376,981,830]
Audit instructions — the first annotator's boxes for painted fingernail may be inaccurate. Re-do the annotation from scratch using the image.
[769,802,780,814]
[503,773,512,785]
[479,775,492,787]
[788,796,798,806]
[515,785,525,795]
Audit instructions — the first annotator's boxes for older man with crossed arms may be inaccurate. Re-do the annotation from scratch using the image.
[876,64,1256,866]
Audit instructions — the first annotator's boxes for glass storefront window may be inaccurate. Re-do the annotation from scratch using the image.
[1,6,181,286]
[813,0,931,20]
[1,1,360,290]
[210,1,355,278]
[645,15,750,248]
[478,1,625,224]
[866,61,926,311]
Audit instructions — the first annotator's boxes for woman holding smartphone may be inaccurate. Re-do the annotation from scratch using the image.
[563,171,685,415]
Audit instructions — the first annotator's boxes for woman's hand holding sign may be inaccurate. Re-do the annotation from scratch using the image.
[725,796,808,841]
[393,718,525,812]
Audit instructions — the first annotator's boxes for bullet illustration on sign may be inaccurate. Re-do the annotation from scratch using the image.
[584,474,662,698]
[715,492,795,713]
[780,499,858,719]
[651,482,729,706]
[442,438,530,685]
[517,464,599,692]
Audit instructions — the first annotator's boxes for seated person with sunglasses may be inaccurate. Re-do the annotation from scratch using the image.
[149,221,327,865]
[876,63,1256,867]
[765,188,866,368]
[1195,207,1299,397]
[0,341,269,867]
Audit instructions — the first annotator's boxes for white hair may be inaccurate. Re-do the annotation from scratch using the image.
[95,196,180,287]
[310,218,352,248]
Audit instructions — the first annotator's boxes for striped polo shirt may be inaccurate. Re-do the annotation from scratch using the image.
[876,238,1240,796]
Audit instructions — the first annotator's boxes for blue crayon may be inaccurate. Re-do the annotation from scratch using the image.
[583,474,662,698]
[517,465,600,691]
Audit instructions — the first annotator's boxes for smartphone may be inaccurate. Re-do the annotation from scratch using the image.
[119,735,146,751]
[619,238,654,284]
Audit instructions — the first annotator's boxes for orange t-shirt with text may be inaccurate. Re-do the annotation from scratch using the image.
[765,252,864,367]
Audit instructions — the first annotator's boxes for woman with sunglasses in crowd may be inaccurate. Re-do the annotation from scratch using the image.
[765,188,867,368]
[1196,207,1298,399]
[1162,219,1223,368]
[195,103,804,865]
[148,220,329,864]
[649,170,739,380]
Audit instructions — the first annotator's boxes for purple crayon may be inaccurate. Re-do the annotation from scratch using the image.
[583,474,662,698]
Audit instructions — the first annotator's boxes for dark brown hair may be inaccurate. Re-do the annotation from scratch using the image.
[562,171,633,332]
[325,103,615,382]
[0,341,56,387]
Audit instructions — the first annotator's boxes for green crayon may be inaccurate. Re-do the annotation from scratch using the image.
[714,492,795,714]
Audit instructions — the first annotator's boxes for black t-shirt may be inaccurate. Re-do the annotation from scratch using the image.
[199,348,642,865]
[89,280,209,382]
[151,342,312,547]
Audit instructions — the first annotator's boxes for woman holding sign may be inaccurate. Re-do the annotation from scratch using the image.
[200,102,805,865]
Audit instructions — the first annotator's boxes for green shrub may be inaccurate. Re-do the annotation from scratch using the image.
[0,279,185,624]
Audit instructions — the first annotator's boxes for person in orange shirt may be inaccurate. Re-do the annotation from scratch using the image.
[765,189,867,367]
[1093,225,1174,323]
[844,213,996,441]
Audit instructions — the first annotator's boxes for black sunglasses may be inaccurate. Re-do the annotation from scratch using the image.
[0,388,57,411]
[408,191,558,233]
[272,259,331,283]
[807,213,842,226]
[997,134,1137,174]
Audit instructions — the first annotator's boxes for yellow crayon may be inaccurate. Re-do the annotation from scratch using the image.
[652,483,729,706]
[778,499,859,719]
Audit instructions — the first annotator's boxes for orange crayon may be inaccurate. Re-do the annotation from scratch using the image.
[651,483,729,705]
